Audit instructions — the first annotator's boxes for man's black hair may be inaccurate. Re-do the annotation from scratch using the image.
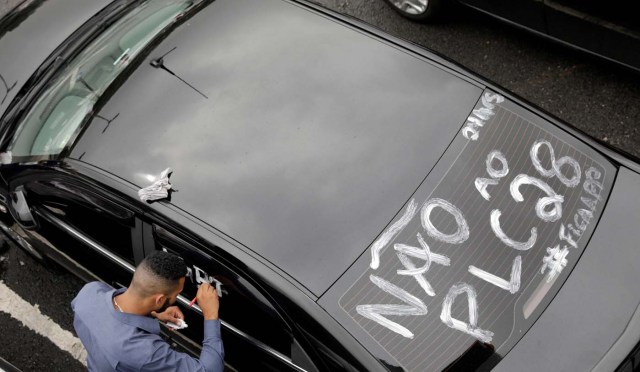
[130,251,187,297]
[144,251,188,280]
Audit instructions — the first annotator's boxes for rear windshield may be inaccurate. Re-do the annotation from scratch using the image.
[338,90,616,371]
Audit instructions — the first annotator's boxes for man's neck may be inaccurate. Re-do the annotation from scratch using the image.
[114,291,151,316]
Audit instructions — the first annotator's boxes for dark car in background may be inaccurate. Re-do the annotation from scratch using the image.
[383,0,640,72]
[1,0,640,371]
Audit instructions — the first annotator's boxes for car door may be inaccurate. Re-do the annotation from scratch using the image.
[0,163,142,286]
[459,0,546,32]
[544,0,640,70]
[142,221,315,372]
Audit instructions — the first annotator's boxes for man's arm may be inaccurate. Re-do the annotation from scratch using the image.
[143,283,223,371]
[143,319,224,372]
[195,283,224,370]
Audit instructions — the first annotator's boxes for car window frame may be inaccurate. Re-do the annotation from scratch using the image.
[141,219,313,372]
[0,163,146,286]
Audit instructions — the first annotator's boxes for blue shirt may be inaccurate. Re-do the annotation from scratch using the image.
[71,282,224,372]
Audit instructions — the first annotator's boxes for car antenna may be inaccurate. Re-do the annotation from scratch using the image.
[150,47,208,99]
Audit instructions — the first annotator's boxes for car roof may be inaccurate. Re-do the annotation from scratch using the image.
[0,0,112,117]
[70,0,482,296]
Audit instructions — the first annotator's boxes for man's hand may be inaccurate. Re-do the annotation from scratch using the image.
[151,306,184,326]
[197,283,219,320]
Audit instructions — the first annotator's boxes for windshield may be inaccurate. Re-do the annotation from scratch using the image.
[1,0,196,163]
[333,90,616,371]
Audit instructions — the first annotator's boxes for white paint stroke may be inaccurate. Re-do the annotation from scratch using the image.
[395,233,451,276]
[370,199,418,270]
[394,233,451,296]
[421,198,469,244]
[395,252,436,297]
[585,166,602,181]
[462,126,479,141]
[475,177,499,201]
[535,194,565,222]
[440,283,494,344]
[490,209,537,251]
[469,256,522,294]
[356,275,428,339]
[466,115,485,127]
[575,208,593,230]
[541,245,570,282]
[568,223,583,237]
[530,140,581,188]
[510,174,564,222]
[481,92,504,110]
[558,224,578,249]
[0,281,87,365]
[471,107,494,121]
[554,156,581,187]
[461,92,504,141]
[584,167,604,200]
[530,140,558,178]
[581,196,598,211]
[486,150,509,179]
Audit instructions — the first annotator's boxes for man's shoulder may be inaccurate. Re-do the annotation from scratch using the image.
[72,281,112,309]
[80,281,112,297]
[84,281,111,291]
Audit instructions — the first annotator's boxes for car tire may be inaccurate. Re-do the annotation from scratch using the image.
[383,0,444,22]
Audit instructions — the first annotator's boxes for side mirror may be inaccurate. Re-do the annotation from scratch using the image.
[9,186,37,230]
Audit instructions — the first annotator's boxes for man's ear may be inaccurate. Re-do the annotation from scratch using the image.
[154,294,167,306]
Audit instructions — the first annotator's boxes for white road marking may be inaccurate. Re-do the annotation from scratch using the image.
[0,281,87,366]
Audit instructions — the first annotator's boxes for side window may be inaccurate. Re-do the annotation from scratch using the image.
[28,178,137,263]
[5,172,139,286]
[147,224,296,365]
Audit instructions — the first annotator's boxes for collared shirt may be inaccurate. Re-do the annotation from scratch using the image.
[71,282,224,372]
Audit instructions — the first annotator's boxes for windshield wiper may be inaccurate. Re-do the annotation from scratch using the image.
[95,112,120,134]
[150,47,208,99]
[0,73,17,105]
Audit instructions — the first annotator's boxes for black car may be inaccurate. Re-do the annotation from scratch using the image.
[383,0,640,73]
[1,0,640,371]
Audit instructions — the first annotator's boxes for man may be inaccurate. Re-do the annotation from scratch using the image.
[71,251,224,371]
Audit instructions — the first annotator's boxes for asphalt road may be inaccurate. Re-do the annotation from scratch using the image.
[2,1,88,369]
[1,0,639,371]
[0,240,85,371]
